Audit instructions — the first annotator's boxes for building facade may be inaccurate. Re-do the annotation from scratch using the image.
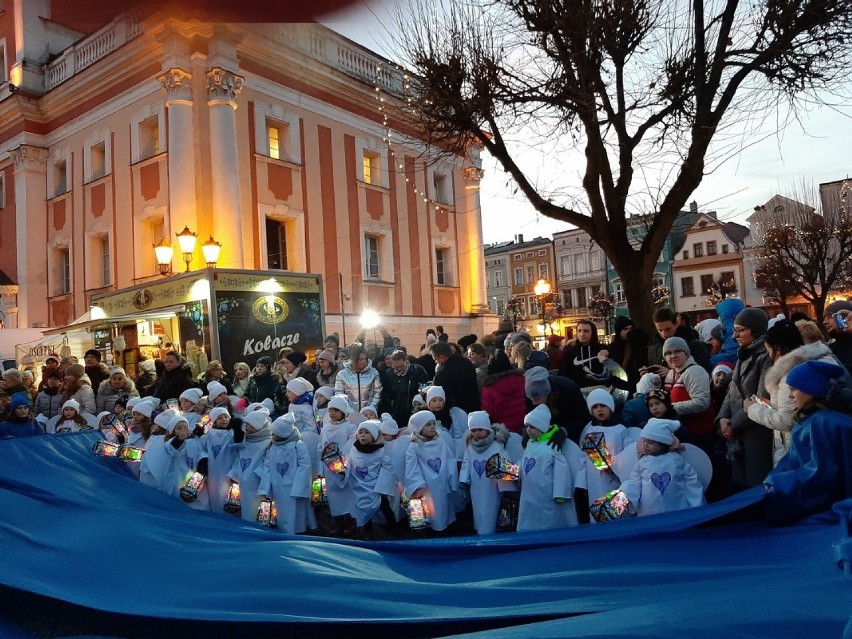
[553,228,607,337]
[0,2,490,350]
[484,240,512,316]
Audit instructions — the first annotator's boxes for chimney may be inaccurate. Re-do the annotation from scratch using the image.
[514,234,524,244]
[689,200,698,213]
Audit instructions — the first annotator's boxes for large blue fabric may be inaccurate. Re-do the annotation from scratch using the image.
[0,431,849,637]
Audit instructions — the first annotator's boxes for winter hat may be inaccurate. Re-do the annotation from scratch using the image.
[108,366,127,378]
[206,382,227,401]
[379,413,399,436]
[255,356,274,369]
[139,359,156,373]
[132,401,154,418]
[358,419,381,441]
[9,393,29,411]
[425,333,437,345]
[409,410,436,434]
[711,364,733,377]
[412,394,426,409]
[524,404,551,432]
[242,410,270,432]
[697,318,721,343]
[62,398,81,413]
[317,349,336,363]
[285,352,307,366]
[467,411,491,431]
[85,349,102,362]
[286,377,313,396]
[510,331,532,346]
[315,385,335,400]
[662,336,690,356]
[359,406,378,418]
[271,414,296,439]
[167,414,188,435]
[45,354,60,364]
[734,307,769,336]
[586,388,615,413]
[524,366,551,400]
[786,360,845,399]
[208,406,230,426]
[525,350,551,370]
[425,386,445,403]
[244,402,263,413]
[65,364,85,379]
[96,411,111,423]
[641,418,680,445]
[645,388,673,409]
[635,372,661,395]
[260,398,275,413]
[153,408,177,431]
[710,324,723,341]
[767,313,786,330]
[328,395,351,416]
[457,334,478,350]
[126,397,143,411]
[824,300,852,316]
[613,315,634,334]
[181,388,204,404]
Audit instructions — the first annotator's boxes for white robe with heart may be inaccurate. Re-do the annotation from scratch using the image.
[344,444,388,526]
[227,438,271,522]
[459,441,515,536]
[618,451,705,517]
[317,419,356,517]
[578,423,636,507]
[404,437,458,532]
[517,440,577,532]
[163,437,210,512]
[256,439,312,534]
[201,428,237,514]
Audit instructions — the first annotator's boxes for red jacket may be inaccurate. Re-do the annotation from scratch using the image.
[480,369,527,434]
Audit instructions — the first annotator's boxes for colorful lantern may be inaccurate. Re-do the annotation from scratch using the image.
[311,478,328,505]
[485,453,520,481]
[198,413,212,434]
[117,445,145,462]
[223,482,242,514]
[180,471,206,503]
[589,489,632,523]
[407,497,429,529]
[256,498,278,527]
[320,442,347,475]
[496,494,519,532]
[581,432,613,471]
[92,440,121,457]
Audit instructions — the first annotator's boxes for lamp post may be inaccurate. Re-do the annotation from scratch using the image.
[176,226,198,272]
[534,278,551,337]
[201,236,222,268]
[153,238,174,276]
[360,309,380,353]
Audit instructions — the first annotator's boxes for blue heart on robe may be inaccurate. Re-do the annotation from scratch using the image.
[276,462,289,477]
[186,457,195,470]
[651,471,671,494]
[426,457,442,474]
[472,459,486,477]
[212,444,222,458]
[240,457,251,472]
[524,457,536,474]
[355,465,369,480]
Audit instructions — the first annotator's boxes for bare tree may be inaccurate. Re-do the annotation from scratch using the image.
[391,0,852,329]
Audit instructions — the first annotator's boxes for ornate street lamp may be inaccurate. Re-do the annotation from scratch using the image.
[175,226,198,272]
[201,235,222,268]
[153,238,174,276]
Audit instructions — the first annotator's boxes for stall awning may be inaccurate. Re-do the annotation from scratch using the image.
[41,305,186,336]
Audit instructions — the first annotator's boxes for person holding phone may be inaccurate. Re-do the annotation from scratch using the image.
[823,301,852,374]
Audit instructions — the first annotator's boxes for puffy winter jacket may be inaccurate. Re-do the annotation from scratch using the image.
[334,359,382,412]
[96,379,140,414]
[35,390,64,419]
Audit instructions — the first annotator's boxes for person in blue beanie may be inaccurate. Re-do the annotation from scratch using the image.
[0,393,44,439]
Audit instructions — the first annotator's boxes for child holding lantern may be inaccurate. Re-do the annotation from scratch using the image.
[425,386,467,461]
[178,388,205,430]
[257,414,313,534]
[317,395,356,535]
[227,409,272,521]
[54,399,88,434]
[345,419,396,533]
[517,405,578,532]
[201,407,238,513]
[404,410,459,533]
[163,413,211,512]
[285,377,317,434]
[139,408,177,490]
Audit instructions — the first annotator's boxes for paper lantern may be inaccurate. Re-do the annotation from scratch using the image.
[320,442,347,475]
[311,478,328,505]
[589,489,631,523]
[581,432,613,471]
[117,445,145,462]
[496,494,519,532]
[407,497,429,529]
[485,453,520,481]
[180,471,206,503]
[256,498,278,528]
[92,440,121,457]
[223,482,242,514]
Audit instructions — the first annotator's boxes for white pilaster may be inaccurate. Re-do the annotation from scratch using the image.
[461,151,489,315]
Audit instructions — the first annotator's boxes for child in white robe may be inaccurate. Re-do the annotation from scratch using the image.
[517,405,578,532]
[579,388,636,509]
[201,407,237,513]
[345,419,393,531]
[317,395,356,535]
[178,388,204,430]
[459,411,514,536]
[139,409,177,490]
[375,414,407,523]
[257,414,313,534]
[163,414,210,512]
[226,409,272,522]
[618,418,705,516]
[404,410,459,532]
[313,386,333,427]
[285,378,318,435]
[425,386,466,461]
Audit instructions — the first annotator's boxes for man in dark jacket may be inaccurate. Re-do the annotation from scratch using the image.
[430,341,481,413]
[379,350,429,428]
[646,307,710,373]
[84,349,110,397]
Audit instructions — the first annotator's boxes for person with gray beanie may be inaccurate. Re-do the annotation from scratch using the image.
[523,366,588,445]
[717,307,772,491]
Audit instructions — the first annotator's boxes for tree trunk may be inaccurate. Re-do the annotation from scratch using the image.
[609,249,657,334]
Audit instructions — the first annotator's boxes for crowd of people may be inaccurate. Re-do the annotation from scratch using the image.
[1,300,851,536]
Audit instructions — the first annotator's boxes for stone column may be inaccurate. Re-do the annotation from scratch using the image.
[461,158,490,316]
[158,67,197,261]
[9,145,49,327]
[206,67,244,268]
